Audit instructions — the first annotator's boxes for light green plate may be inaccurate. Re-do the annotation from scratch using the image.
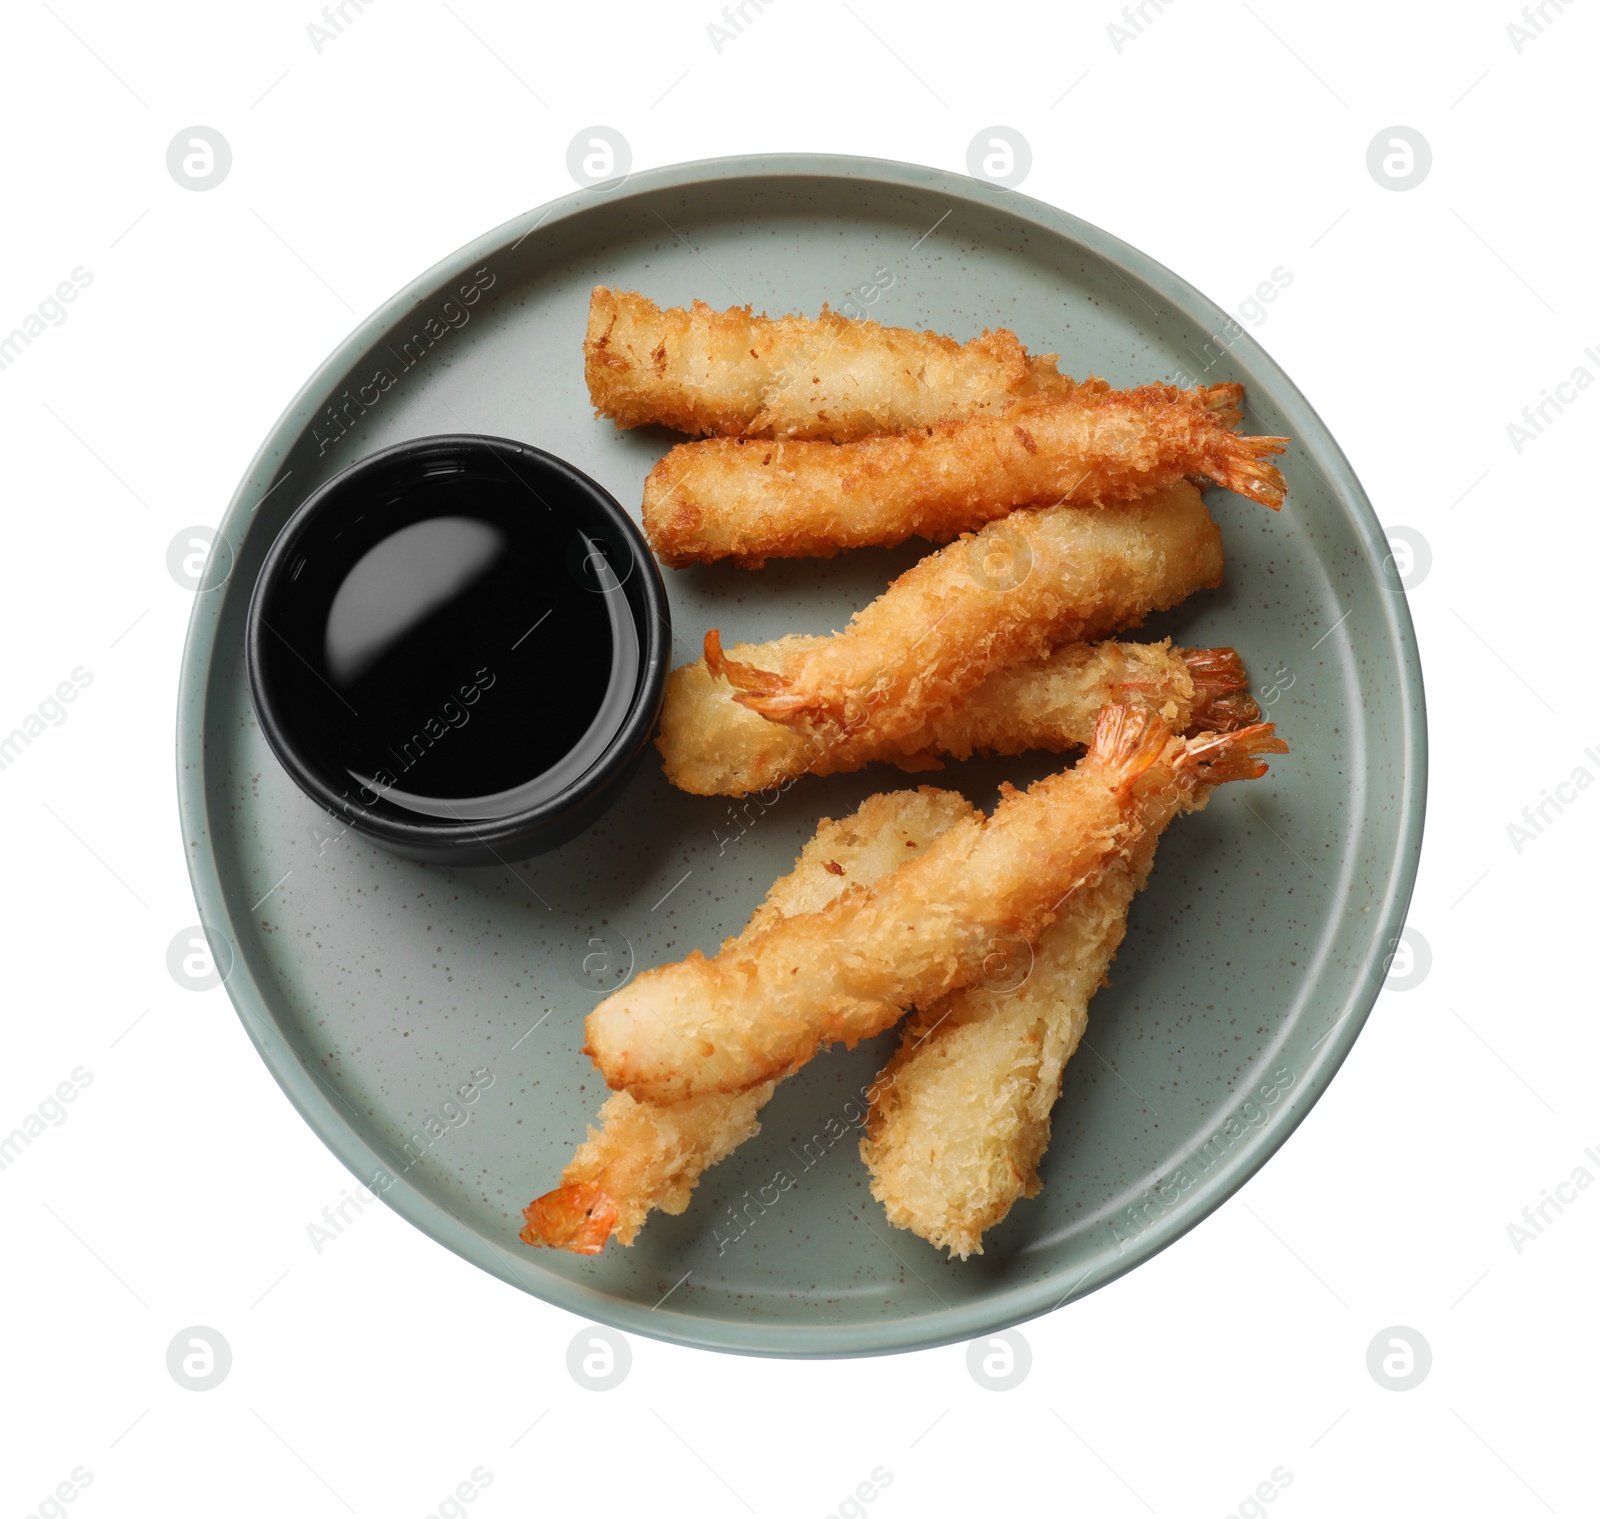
[177,154,1425,1357]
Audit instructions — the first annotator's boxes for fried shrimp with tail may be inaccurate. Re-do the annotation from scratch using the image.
[862,721,1288,1258]
[659,637,1257,796]
[520,788,975,1254]
[583,287,1072,442]
[710,482,1224,753]
[584,707,1176,1106]
[642,382,1286,566]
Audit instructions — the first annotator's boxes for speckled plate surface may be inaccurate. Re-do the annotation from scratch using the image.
[176,154,1425,1358]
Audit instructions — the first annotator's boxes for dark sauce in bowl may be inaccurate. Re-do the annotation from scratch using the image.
[247,437,668,863]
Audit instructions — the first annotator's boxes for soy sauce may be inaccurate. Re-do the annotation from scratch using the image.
[257,462,640,823]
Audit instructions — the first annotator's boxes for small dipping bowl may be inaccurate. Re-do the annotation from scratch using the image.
[246,434,670,865]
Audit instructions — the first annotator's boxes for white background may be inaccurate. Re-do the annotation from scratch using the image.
[1,1,1595,1515]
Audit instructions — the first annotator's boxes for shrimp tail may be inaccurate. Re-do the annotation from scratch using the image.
[1198,381,1245,425]
[1195,689,1265,733]
[520,1182,619,1256]
[1180,646,1263,732]
[705,629,833,720]
[1180,722,1289,784]
[1213,431,1289,509]
[703,628,782,695]
[1192,381,1288,506]
[1084,704,1171,795]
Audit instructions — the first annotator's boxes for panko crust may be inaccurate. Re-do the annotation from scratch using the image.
[641,381,1284,566]
[713,483,1225,752]
[583,286,1073,443]
[659,636,1257,796]
[583,709,1181,1106]
[520,788,974,1252]
[863,723,1288,1257]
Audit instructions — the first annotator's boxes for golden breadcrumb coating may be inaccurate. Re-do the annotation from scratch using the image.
[583,286,1073,443]
[659,637,1258,796]
[520,787,975,1253]
[709,482,1224,753]
[584,708,1181,1106]
[863,723,1288,1257]
[642,383,1284,566]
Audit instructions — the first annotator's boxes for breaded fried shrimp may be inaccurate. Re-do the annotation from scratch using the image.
[710,482,1224,752]
[642,383,1285,566]
[520,788,975,1253]
[583,287,1073,442]
[862,722,1288,1257]
[658,637,1257,796]
[584,708,1177,1106]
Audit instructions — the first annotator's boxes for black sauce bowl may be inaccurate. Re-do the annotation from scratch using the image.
[246,435,670,866]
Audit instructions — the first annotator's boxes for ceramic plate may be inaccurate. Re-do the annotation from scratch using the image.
[176,154,1426,1357]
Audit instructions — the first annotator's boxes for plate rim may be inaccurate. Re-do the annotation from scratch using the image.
[175,150,1428,1358]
